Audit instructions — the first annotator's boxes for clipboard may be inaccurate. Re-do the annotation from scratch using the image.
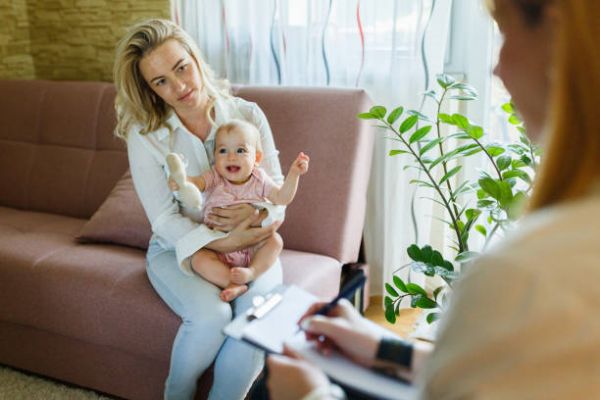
[223,284,316,354]
[223,284,418,400]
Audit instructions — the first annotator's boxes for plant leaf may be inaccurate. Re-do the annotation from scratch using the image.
[385,283,399,297]
[465,125,484,140]
[357,112,376,120]
[385,302,397,324]
[436,73,456,89]
[439,165,462,185]
[497,155,512,171]
[448,95,477,101]
[450,82,478,93]
[409,125,432,144]
[451,114,470,129]
[486,145,506,157]
[414,295,437,309]
[409,179,434,188]
[405,283,427,296]
[479,177,500,200]
[426,312,442,324]
[419,138,443,156]
[370,106,387,119]
[475,224,487,236]
[501,102,515,113]
[393,275,408,293]
[455,251,480,262]
[399,115,419,133]
[387,106,404,125]
[407,244,422,262]
[389,149,410,156]
[438,113,454,124]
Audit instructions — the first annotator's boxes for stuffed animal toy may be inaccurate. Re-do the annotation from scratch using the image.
[166,153,203,209]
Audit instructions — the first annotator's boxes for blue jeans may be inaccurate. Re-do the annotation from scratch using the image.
[146,240,283,400]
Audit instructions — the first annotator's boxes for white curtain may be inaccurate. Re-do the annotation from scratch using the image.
[177,0,453,296]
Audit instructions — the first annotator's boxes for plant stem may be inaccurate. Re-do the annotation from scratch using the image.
[385,120,466,253]
[471,137,503,180]
[528,141,538,172]
[483,220,501,250]
[435,89,462,231]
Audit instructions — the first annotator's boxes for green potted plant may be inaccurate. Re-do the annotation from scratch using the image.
[358,74,541,325]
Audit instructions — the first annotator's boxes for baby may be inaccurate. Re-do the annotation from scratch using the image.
[171,119,309,301]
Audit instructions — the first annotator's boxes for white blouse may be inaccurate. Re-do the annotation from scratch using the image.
[127,96,285,275]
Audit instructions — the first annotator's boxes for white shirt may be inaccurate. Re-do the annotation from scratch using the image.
[420,185,600,399]
[127,96,285,275]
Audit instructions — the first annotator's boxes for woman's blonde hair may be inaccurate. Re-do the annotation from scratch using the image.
[489,0,600,210]
[113,19,231,140]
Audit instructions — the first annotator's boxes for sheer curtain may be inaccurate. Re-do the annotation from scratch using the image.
[176,0,453,296]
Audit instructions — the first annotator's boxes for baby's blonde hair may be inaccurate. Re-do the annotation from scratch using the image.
[215,119,263,154]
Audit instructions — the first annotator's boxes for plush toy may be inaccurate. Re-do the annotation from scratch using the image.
[166,153,203,209]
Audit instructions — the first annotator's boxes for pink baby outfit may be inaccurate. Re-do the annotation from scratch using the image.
[201,166,278,268]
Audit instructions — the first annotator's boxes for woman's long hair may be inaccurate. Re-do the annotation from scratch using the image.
[113,19,231,140]
[489,0,600,210]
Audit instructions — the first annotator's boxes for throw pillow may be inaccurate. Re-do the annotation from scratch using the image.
[77,170,152,249]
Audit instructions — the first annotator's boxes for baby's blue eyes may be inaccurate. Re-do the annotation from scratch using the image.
[217,148,247,154]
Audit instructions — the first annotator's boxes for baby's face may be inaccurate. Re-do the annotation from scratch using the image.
[214,128,258,184]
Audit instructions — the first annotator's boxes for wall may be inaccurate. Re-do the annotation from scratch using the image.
[0,0,170,81]
[0,0,35,79]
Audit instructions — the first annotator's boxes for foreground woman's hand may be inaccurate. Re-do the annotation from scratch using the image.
[267,346,331,400]
[299,299,382,368]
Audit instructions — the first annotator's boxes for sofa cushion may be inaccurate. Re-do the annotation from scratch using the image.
[0,207,340,363]
[78,170,152,250]
[280,250,341,300]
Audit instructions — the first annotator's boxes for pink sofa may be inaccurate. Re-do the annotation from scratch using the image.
[0,80,374,399]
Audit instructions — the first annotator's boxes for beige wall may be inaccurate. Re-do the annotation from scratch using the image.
[0,0,170,81]
[0,0,35,79]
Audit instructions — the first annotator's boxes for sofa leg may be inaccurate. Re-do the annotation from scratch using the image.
[340,263,370,314]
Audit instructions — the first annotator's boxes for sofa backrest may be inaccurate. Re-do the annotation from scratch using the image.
[0,80,126,219]
[0,80,373,263]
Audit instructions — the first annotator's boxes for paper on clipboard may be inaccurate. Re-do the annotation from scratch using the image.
[223,284,417,400]
[223,285,316,353]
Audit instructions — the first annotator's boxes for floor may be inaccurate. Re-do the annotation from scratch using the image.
[364,296,422,338]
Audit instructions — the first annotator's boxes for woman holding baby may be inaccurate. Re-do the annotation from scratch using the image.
[112,18,299,400]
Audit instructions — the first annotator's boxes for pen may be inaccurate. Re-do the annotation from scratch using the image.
[314,273,367,316]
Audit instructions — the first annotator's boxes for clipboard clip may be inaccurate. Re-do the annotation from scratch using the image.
[246,292,283,321]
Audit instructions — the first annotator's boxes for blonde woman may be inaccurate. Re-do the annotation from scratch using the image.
[113,19,284,400]
[265,0,600,398]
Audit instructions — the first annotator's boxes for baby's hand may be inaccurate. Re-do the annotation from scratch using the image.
[290,152,310,176]
[168,177,179,192]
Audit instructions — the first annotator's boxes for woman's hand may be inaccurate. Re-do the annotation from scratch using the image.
[299,299,383,368]
[205,204,266,232]
[206,210,281,253]
[267,346,330,400]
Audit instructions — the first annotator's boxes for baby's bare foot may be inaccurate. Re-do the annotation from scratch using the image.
[230,267,255,285]
[220,284,248,302]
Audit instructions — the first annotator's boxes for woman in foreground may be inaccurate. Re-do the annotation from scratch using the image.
[266,0,600,398]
